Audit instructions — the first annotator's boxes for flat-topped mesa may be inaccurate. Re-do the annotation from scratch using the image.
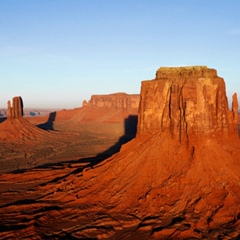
[138,66,238,141]
[7,96,24,119]
[83,92,140,109]
[156,66,217,79]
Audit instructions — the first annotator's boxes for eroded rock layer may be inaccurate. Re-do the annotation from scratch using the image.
[36,93,140,124]
[138,66,238,140]
[7,96,24,119]
[83,92,140,109]
[0,67,239,239]
[0,96,50,142]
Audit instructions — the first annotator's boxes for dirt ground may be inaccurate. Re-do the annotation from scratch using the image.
[0,116,137,174]
[0,114,239,239]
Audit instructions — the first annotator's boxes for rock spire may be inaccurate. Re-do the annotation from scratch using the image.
[0,67,239,239]
[7,96,24,119]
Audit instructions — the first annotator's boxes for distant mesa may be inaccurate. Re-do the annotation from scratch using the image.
[82,92,140,109]
[0,68,239,239]
[29,111,40,116]
[0,109,7,117]
[47,92,140,124]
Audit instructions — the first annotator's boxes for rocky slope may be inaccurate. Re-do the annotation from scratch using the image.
[0,93,140,174]
[0,67,239,239]
[60,92,139,123]
[0,95,138,173]
[0,97,49,142]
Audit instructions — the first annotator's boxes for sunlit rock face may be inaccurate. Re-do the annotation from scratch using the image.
[84,92,140,110]
[138,66,238,140]
[0,68,239,239]
[72,66,239,239]
[29,92,140,124]
[7,96,24,119]
[0,96,49,142]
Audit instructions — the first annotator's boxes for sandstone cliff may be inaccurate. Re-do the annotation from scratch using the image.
[50,92,140,123]
[7,96,24,119]
[62,67,240,238]
[138,66,238,140]
[79,92,139,122]
[0,67,239,239]
[83,92,140,109]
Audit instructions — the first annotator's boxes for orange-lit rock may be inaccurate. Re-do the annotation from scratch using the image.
[7,96,24,119]
[42,92,140,123]
[0,67,239,239]
[0,96,50,142]
[85,92,139,109]
[138,66,238,139]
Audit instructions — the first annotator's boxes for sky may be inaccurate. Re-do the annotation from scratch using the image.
[0,0,240,109]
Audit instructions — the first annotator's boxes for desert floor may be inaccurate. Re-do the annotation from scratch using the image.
[0,116,137,174]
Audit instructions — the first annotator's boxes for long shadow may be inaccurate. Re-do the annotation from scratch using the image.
[37,111,56,130]
[0,117,6,123]
[9,155,106,174]
[9,115,138,175]
[95,115,138,163]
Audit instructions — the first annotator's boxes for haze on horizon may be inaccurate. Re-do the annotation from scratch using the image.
[1,0,240,109]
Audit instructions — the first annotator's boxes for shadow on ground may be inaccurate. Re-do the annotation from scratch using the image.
[9,115,138,174]
[37,112,56,130]
[97,115,138,159]
[0,117,6,123]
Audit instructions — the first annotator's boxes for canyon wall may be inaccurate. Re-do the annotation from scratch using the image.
[137,66,238,141]
[83,92,139,110]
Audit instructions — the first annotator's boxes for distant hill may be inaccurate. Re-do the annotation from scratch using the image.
[0,108,60,118]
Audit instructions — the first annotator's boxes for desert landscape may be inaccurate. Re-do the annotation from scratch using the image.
[0,66,239,239]
[0,93,139,173]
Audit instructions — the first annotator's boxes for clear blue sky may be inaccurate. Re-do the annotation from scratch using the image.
[1,0,240,109]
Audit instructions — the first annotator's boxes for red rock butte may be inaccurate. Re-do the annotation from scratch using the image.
[0,66,239,239]
[0,96,49,142]
[138,66,238,139]
[70,66,240,238]
[7,96,24,119]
